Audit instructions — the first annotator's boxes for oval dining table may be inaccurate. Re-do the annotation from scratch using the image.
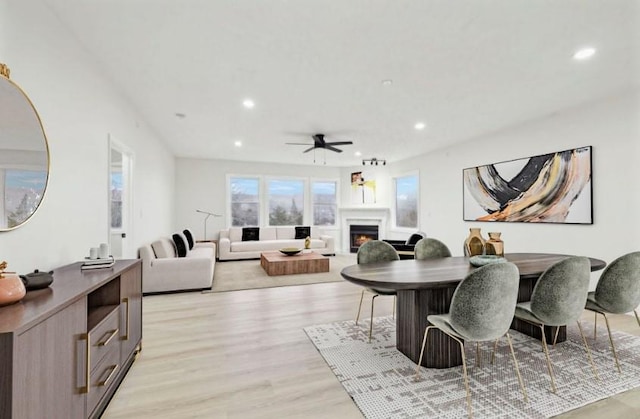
[340,253,606,369]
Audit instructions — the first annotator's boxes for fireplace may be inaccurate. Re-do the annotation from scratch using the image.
[349,225,379,253]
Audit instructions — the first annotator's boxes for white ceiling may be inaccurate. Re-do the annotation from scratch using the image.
[43,0,639,167]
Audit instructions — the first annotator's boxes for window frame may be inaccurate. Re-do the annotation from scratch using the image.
[310,178,339,228]
[392,171,420,232]
[265,176,306,226]
[227,175,262,227]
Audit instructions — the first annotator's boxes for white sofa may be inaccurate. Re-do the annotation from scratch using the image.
[138,237,216,293]
[218,226,335,261]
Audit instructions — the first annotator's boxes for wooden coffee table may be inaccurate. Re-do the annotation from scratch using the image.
[260,251,330,276]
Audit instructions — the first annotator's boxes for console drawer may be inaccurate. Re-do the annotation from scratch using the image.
[87,345,120,415]
[88,305,119,372]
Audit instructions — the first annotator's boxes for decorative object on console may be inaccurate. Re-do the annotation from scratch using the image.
[0,63,50,231]
[81,256,115,270]
[195,209,221,241]
[0,261,26,306]
[99,242,109,259]
[464,227,486,256]
[304,236,311,249]
[469,255,507,267]
[463,146,593,224]
[485,232,504,256]
[20,269,54,290]
[242,227,260,241]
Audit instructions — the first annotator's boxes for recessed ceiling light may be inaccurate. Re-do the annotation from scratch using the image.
[242,99,255,109]
[234,141,242,147]
[381,79,393,86]
[355,151,362,157]
[414,122,426,130]
[175,112,186,119]
[573,47,596,60]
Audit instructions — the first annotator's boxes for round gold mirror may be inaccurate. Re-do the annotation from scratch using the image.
[0,64,50,231]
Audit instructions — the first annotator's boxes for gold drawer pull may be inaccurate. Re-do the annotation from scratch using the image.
[97,329,119,347]
[81,333,90,394]
[122,298,130,340]
[98,364,119,387]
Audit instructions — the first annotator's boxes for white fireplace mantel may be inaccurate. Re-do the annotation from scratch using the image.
[339,207,390,252]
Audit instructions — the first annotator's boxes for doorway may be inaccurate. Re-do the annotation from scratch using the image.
[108,135,134,259]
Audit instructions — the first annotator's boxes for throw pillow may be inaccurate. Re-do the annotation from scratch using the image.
[183,229,195,249]
[405,233,425,246]
[295,226,311,239]
[172,233,188,257]
[242,227,260,241]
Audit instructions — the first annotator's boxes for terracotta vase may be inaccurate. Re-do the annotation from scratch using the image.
[0,273,26,306]
[464,228,486,256]
[485,232,504,257]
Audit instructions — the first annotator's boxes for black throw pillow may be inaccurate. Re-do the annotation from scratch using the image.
[242,227,260,241]
[295,226,311,239]
[405,233,425,246]
[183,229,195,250]
[172,233,188,257]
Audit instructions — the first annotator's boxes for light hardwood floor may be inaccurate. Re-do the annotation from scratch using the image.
[103,280,640,418]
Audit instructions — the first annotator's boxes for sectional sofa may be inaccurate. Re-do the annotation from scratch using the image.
[218,226,335,261]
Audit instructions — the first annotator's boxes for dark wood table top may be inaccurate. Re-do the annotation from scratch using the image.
[340,253,607,290]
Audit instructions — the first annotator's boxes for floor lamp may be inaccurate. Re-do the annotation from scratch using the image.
[196,209,221,241]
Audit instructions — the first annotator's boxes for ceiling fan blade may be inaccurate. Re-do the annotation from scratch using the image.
[325,141,353,146]
[324,145,343,153]
[303,146,316,153]
[285,142,313,145]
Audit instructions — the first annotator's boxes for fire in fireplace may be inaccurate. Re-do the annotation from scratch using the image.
[349,225,379,253]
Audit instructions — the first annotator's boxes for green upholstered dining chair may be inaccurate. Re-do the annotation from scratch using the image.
[514,256,598,393]
[585,251,640,373]
[414,238,452,260]
[355,240,400,342]
[414,262,527,417]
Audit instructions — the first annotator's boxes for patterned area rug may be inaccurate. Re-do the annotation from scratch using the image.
[304,316,640,418]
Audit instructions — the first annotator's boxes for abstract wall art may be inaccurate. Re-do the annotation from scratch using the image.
[463,146,592,224]
[350,171,376,204]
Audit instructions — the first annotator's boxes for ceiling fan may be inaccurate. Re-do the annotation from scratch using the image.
[286,133,353,153]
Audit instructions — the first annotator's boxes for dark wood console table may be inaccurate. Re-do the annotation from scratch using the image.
[0,259,142,418]
[340,253,605,369]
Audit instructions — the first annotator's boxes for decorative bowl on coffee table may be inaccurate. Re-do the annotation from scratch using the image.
[279,248,303,256]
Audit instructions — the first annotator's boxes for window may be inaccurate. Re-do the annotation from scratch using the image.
[267,179,304,226]
[394,174,418,228]
[312,181,337,226]
[230,177,260,226]
[110,171,123,229]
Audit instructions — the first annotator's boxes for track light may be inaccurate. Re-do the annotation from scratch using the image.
[362,157,386,166]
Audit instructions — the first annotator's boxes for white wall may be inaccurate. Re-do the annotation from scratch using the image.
[389,91,640,273]
[174,157,342,241]
[0,1,175,272]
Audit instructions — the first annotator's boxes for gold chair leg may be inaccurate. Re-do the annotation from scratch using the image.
[369,294,378,343]
[392,295,396,319]
[552,326,560,347]
[594,311,598,340]
[491,339,499,365]
[506,332,529,403]
[601,313,621,373]
[415,326,434,378]
[576,320,600,380]
[634,310,640,328]
[538,324,557,393]
[355,289,365,325]
[451,336,472,418]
